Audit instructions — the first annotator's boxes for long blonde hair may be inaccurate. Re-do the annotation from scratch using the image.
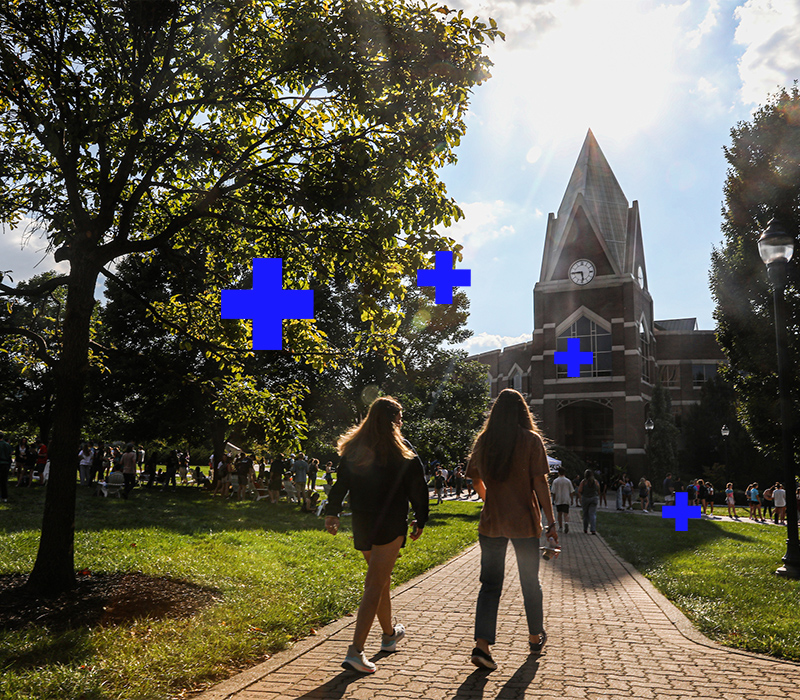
[469,389,544,482]
[337,396,415,468]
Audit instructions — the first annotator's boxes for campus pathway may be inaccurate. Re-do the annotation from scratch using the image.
[196,516,800,700]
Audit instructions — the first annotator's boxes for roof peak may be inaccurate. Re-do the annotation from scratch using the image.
[551,131,630,269]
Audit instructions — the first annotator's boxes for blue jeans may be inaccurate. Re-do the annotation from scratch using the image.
[475,534,543,645]
[582,496,598,532]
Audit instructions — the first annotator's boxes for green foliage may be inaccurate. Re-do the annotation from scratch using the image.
[645,378,679,482]
[680,375,769,486]
[599,511,800,662]
[0,487,481,700]
[710,84,800,462]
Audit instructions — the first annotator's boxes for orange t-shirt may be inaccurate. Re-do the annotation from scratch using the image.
[466,429,549,538]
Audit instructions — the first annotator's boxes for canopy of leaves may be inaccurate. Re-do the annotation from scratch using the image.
[710,85,800,461]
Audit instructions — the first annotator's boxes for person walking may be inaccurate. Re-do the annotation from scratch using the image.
[578,469,600,534]
[638,477,649,513]
[726,482,737,519]
[551,467,574,533]
[465,388,557,671]
[324,396,428,674]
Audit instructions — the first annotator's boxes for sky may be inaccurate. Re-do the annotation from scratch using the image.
[2,0,800,356]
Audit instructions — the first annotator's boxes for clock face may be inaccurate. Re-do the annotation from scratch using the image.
[569,259,595,285]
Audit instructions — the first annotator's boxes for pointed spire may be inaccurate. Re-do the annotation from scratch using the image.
[552,130,630,270]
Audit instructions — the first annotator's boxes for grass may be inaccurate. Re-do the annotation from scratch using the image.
[597,510,800,662]
[0,484,481,700]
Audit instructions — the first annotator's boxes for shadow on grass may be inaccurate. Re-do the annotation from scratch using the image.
[552,513,758,592]
[0,628,94,669]
[1,488,481,538]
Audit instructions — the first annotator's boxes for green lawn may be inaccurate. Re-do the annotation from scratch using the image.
[0,485,481,700]
[598,511,800,661]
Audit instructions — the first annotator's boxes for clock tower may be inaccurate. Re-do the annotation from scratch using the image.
[469,129,726,478]
[531,129,652,473]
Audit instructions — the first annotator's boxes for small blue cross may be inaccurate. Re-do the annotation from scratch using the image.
[662,491,702,531]
[417,251,471,304]
[221,258,314,351]
[553,338,594,377]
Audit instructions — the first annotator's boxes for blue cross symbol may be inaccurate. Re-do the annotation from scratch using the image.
[553,338,594,377]
[221,258,314,351]
[662,491,702,531]
[417,251,471,304]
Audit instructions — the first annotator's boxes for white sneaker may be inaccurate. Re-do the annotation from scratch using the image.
[380,623,406,652]
[342,645,376,673]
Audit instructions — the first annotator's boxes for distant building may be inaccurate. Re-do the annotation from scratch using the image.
[468,130,725,475]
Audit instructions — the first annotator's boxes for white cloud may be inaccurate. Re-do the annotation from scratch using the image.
[734,0,800,105]
[0,220,68,285]
[687,0,721,49]
[445,0,559,45]
[456,331,531,354]
[445,200,516,250]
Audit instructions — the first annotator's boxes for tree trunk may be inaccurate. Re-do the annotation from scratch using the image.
[26,260,99,596]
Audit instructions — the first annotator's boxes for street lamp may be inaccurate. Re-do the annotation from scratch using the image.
[758,217,800,579]
[721,424,729,471]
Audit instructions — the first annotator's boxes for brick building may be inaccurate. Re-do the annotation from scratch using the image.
[468,130,726,475]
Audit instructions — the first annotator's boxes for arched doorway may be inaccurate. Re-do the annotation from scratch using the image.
[557,400,614,472]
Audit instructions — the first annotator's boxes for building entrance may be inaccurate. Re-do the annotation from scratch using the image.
[557,401,614,472]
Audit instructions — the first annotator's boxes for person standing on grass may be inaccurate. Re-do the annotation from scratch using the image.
[291,453,309,502]
[121,443,137,499]
[578,469,600,534]
[773,484,787,525]
[551,467,574,533]
[726,482,737,519]
[466,388,557,671]
[324,396,428,674]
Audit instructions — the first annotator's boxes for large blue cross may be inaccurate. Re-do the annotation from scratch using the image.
[417,251,471,304]
[221,258,314,351]
[662,491,702,531]
[553,338,594,377]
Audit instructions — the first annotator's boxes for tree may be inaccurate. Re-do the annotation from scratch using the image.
[710,85,800,468]
[645,379,679,485]
[680,375,768,486]
[0,0,502,594]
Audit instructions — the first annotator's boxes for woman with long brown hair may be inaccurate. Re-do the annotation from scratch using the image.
[324,396,429,673]
[466,388,557,670]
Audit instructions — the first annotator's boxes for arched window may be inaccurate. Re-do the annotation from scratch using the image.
[639,320,652,384]
[556,316,612,378]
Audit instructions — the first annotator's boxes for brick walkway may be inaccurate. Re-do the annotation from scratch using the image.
[197,525,800,700]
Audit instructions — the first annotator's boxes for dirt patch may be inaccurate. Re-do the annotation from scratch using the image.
[0,571,220,631]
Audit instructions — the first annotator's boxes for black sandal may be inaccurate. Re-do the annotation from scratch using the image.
[529,630,547,655]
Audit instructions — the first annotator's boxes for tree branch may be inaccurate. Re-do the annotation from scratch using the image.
[0,325,55,367]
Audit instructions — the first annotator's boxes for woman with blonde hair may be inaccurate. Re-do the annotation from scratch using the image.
[325,396,428,673]
[466,388,557,670]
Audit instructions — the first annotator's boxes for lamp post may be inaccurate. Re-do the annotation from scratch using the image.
[720,424,729,472]
[758,218,800,579]
[644,415,654,473]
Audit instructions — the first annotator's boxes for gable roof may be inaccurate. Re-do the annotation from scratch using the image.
[552,129,630,271]
[654,318,698,332]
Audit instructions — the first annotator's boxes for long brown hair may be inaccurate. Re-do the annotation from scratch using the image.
[469,389,543,482]
[337,396,415,468]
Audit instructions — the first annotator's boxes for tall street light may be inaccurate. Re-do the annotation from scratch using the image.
[758,218,800,579]
[721,424,729,473]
